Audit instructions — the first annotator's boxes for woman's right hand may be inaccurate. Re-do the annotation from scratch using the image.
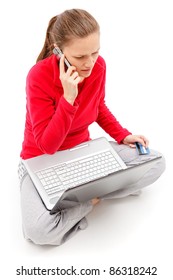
[59,54,82,105]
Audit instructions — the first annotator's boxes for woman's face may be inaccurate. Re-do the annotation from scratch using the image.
[62,32,100,78]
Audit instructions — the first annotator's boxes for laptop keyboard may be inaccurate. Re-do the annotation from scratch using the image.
[36,151,123,195]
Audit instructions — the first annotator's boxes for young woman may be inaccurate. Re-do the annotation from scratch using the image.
[19,9,165,246]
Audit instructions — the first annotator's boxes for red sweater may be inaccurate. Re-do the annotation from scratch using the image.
[20,55,131,159]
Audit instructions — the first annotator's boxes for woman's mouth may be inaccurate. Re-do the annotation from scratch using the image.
[81,68,91,72]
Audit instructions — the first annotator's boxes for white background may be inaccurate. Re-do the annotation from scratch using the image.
[0,0,172,279]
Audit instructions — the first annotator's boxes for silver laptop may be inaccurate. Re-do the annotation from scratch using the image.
[22,137,161,214]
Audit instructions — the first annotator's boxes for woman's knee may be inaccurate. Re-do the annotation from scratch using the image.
[140,153,166,188]
[23,212,62,245]
[155,153,166,177]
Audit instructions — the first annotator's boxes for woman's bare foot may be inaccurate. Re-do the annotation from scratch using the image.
[91,197,100,205]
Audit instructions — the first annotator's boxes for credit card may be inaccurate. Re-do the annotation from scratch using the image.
[135,142,150,155]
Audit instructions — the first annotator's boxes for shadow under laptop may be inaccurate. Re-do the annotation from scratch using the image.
[50,194,81,214]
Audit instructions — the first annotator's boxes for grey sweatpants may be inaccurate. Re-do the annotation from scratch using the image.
[19,142,165,246]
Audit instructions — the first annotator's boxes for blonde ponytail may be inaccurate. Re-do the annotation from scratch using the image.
[36,16,57,62]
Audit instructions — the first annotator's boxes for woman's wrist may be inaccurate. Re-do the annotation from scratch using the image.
[63,95,75,105]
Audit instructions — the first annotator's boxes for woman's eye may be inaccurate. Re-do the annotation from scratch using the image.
[75,56,84,59]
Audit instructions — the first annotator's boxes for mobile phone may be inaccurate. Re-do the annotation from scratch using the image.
[53,47,71,68]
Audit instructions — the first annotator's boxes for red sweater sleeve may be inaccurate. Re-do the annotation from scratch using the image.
[26,75,79,154]
[96,72,131,143]
[96,100,131,143]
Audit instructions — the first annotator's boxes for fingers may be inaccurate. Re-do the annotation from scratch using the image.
[59,54,75,74]
[129,143,136,148]
[123,135,149,148]
[59,54,65,75]
[59,54,81,83]
[70,70,80,81]
[137,135,149,147]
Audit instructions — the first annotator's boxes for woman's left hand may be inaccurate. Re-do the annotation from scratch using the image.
[122,134,149,148]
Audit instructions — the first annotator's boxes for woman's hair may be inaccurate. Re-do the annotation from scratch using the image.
[36,9,100,62]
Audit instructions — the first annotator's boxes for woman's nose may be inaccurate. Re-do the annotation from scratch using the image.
[84,57,94,68]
